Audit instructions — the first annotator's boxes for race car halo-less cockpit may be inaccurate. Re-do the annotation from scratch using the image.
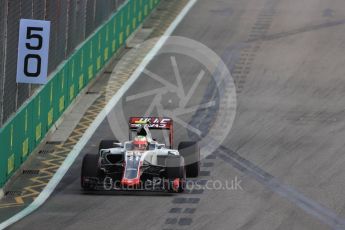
[81,117,200,192]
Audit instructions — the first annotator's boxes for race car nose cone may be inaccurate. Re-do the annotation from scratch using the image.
[121,177,140,186]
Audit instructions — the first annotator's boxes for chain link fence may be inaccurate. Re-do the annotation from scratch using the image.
[0,0,126,127]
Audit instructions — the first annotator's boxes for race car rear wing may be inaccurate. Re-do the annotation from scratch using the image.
[128,117,174,148]
[129,117,173,129]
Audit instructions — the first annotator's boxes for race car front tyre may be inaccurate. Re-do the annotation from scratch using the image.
[178,141,200,178]
[166,156,186,193]
[81,153,100,190]
[99,139,120,151]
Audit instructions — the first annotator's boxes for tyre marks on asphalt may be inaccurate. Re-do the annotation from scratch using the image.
[216,145,345,230]
[252,19,345,43]
[162,154,214,230]
[215,0,345,228]
[231,0,278,94]
[163,0,280,229]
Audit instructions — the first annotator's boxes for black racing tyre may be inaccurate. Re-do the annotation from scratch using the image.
[166,156,184,179]
[178,141,200,178]
[165,156,186,193]
[81,153,100,190]
[99,139,119,151]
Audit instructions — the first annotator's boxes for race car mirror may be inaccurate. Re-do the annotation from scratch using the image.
[16,19,50,84]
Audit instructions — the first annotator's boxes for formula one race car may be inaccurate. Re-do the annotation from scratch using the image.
[81,117,200,193]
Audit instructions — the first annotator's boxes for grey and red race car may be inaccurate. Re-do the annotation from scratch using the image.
[81,117,200,192]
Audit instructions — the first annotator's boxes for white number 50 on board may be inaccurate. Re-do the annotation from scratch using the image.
[16,19,50,84]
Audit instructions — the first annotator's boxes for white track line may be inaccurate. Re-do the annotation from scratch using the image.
[0,0,198,229]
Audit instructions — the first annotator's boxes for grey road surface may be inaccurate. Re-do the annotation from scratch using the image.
[8,0,345,229]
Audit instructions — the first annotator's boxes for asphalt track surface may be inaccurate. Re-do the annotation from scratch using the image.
[8,0,345,229]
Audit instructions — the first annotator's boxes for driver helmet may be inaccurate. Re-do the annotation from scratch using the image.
[133,135,148,151]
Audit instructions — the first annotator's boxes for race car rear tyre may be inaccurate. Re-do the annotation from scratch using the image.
[178,142,200,178]
[99,139,119,151]
[166,156,186,193]
[81,153,100,190]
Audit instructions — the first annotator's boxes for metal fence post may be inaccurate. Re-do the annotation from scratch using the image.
[0,0,9,126]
